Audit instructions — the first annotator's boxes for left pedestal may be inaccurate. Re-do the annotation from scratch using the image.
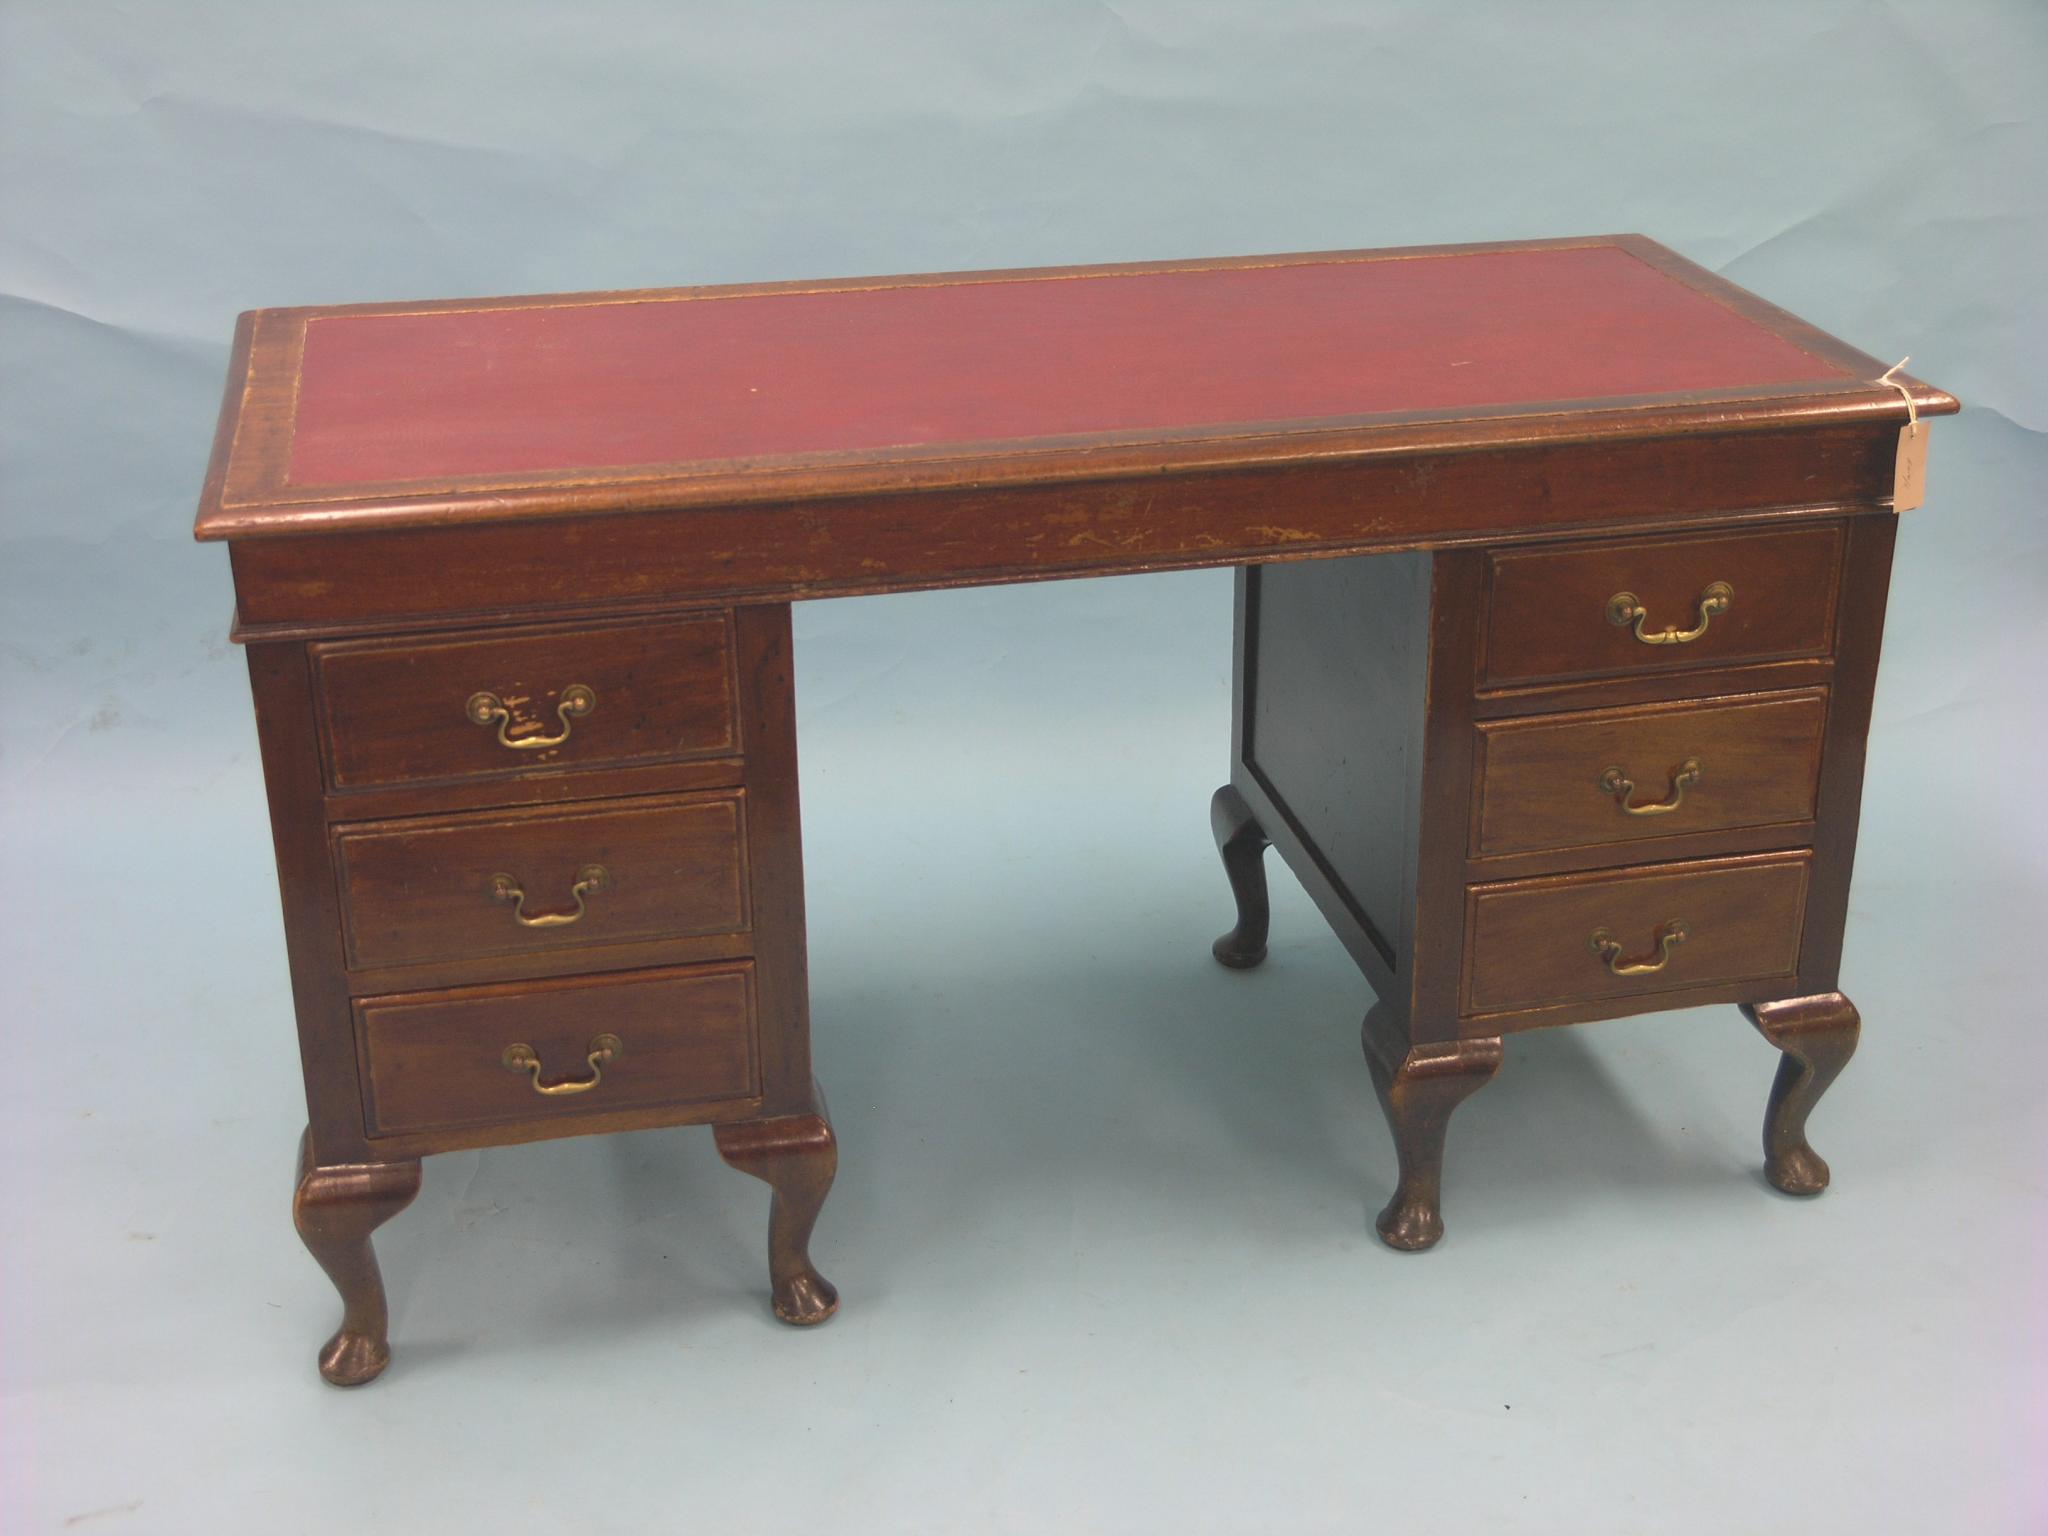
[244,603,834,1384]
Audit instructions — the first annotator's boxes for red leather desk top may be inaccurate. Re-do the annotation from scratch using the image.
[197,236,1949,544]
[288,242,1842,489]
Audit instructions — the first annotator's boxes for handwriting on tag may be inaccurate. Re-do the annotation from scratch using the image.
[1893,424,1928,512]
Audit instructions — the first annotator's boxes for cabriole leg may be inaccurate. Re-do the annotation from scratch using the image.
[292,1130,422,1387]
[714,1088,840,1325]
[1209,783,1272,969]
[1362,1006,1503,1251]
[1742,992,1861,1196]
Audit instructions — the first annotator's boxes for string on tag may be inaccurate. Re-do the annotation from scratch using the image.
[1877,358,1918,438]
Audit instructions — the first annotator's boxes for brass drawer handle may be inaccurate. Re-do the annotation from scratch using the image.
[466,684,596,749]
[1606,582,1733,645]
[1588,920,1688,976]
[490,864,609,928]
[502,1033,623,1097]
[1598,757,1702,817]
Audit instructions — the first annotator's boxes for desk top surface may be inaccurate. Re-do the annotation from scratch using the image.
[196,235,1951,541]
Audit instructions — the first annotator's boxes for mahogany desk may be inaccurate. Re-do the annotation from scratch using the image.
[193,235,1954,1384]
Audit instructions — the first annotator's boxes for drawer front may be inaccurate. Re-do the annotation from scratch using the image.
[1462,851,1810,1015]
[357,963,759,1137]
[335,791,749,971]
[314,613,736,791]
[1482,524,1843,687]
[1471,688,1828,857]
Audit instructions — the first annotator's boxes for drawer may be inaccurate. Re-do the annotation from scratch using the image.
[313,613,737,792]
[356,962,760,1138]
[1481,524,1843,687]
[1462,851,1810,1016]
[1471,688,1828,857]
[334,791,749,972]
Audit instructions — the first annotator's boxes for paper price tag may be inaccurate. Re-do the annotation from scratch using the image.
[1893,424,1928,513]
[1878,358,1926,513]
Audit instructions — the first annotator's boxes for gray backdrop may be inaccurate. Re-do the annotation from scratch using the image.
[3,3,2044,1532]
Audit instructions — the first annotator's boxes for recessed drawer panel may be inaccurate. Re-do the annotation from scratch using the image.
[357,962,759,1138]
[1462,851,1810,1016]
[313,613,737,791]
[1471,689,1828,857]
[334,791,749,972]
[1482,525,1843,688]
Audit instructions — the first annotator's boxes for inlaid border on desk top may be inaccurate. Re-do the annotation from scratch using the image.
[194,234,1957,543]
